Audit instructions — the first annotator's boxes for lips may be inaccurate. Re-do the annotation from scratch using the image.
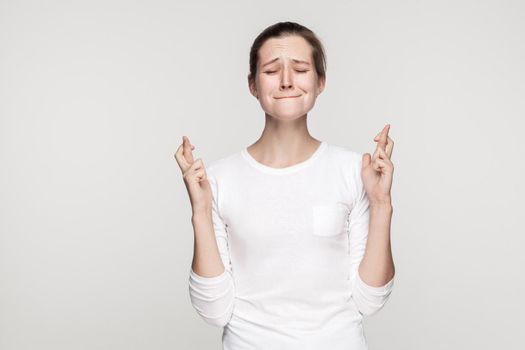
[275,95,301,99]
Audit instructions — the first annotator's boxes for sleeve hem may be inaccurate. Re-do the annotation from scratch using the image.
[190,267,229,284]
[357,270,395,294]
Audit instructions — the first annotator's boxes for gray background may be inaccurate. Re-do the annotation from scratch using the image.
[1,0,524,349]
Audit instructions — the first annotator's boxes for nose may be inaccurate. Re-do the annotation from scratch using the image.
[280,67,293,90]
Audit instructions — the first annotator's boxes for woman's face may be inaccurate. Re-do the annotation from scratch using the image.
[249,35,325,121]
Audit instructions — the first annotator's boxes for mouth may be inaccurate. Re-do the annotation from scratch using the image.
[275,95,301,99]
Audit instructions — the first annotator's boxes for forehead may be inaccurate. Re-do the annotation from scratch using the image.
[258,35,312,64]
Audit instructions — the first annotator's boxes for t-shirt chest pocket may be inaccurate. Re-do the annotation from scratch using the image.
[311,202,350,237]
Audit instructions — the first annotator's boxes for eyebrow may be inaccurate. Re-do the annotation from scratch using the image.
[262,57,311,67]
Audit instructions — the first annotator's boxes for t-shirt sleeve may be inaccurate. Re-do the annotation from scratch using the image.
[188,168,235,327]
[347,153,394,317]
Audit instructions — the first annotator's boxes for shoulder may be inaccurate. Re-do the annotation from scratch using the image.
[205,150,242,179]
[325,143,366,198]
[326,142,364,169]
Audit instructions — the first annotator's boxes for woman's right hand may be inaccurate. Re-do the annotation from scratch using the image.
[174,136,212,215]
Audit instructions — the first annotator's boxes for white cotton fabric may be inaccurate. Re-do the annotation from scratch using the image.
[188,141,395,350]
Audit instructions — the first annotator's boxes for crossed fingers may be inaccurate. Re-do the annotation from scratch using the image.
[174,136,196,172]
[373,124,394,161]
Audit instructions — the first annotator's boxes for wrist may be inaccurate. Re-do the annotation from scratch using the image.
[191,208,212,222]
[369,198,393,210]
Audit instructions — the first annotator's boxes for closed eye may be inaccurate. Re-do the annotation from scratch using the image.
[264,70,309,74]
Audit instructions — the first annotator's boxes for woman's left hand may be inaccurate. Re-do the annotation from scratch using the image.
[361,124,394,206]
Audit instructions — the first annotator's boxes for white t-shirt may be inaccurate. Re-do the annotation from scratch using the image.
[188,141,395,350]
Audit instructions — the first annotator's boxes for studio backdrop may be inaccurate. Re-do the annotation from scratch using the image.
[1,0,524,349]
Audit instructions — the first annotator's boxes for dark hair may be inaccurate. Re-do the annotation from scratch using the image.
[248,21,327,89]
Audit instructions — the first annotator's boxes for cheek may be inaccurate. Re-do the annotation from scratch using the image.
[296,76,318,91]
[258,75,277,89]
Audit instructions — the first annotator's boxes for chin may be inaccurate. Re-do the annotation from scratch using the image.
[262,103,312,118]
[269,109,310,120]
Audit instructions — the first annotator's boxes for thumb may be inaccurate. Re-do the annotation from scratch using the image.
[362,153,371,168]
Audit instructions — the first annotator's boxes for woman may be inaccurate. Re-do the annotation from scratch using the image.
[175,21,395,350]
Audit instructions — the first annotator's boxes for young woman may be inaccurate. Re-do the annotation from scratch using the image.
[175,21,396,350]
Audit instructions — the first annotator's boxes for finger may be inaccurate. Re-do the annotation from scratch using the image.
[376,154,394,171]
[378,124,389,150]
[174,143,191,170]
[375,134,393,144]
[375,136,394,158]
[374,124,389,141]
[372,158,383,172]
[362,153,372,169]
[385,136,394,158]
[376,143,393,161]
[174,142,195,168]
[373,128,387,147]
[372,129,389,160]
[184,168,207,190]
[183,136,194,162]
[185,158,204,174]
[376,146,387,159]
[183,159,206,181]
[376,148,394,170]
[371,145,381,162]
[373,158,390,173]
[182,136,194,164]
[375,128,393,156]
[192,168,207,182]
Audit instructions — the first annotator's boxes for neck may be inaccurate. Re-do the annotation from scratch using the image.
[246,113,321,168]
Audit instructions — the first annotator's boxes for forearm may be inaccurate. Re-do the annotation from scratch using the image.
[191,209,226,277]
[358,200,395,287]
[188,209,235,328]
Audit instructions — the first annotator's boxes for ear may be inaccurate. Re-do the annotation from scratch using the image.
[248,75,258,99]
[317,75,326,96]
